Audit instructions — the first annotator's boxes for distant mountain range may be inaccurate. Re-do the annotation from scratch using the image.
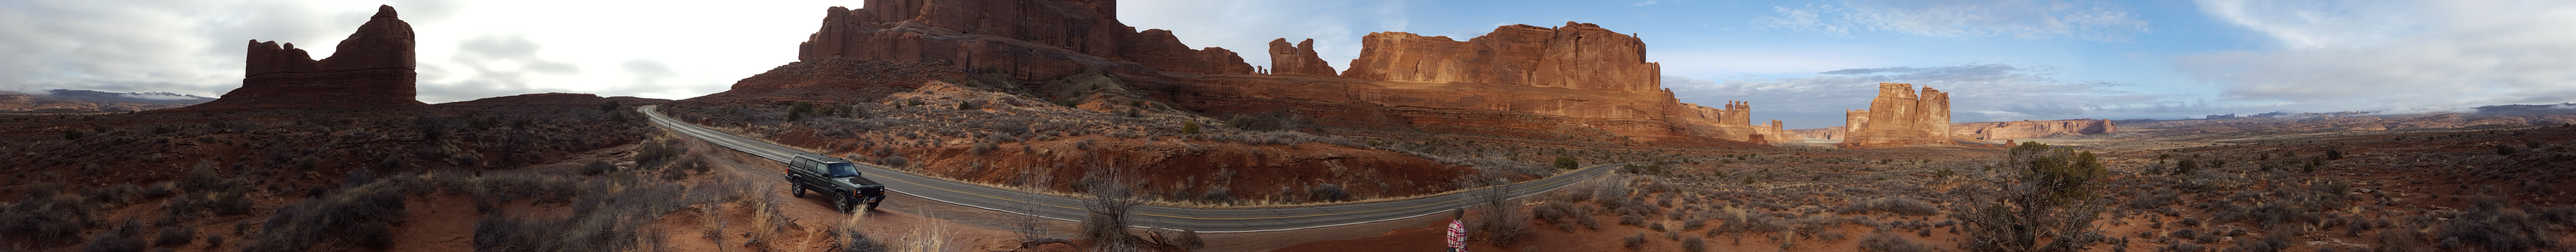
[1,89,218,112]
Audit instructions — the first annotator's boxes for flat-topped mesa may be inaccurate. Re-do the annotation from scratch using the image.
[1341,22,1661,91]
[796,0,1256,78]
[1840,83,1951,147]
[1951,119,2117,140]
[1266,38,1337,76]
[178,5,423,112]
[1676,100,1771,142]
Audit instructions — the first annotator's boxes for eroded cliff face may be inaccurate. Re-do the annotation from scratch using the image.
[1951,119,2116,140]
[775,0,1773,147]
[798,0,1251,78]
[1339,23,1660,91]
[1675,101,1759,142]
[174,5,425,112]
[1265,38,1336,76]
[1840,83,1951,146]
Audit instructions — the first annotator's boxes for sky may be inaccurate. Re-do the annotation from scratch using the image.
[6,0,2574,128]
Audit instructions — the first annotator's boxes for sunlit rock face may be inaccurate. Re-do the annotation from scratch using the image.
[782,0,1780,147]
[1840,83,1952,147]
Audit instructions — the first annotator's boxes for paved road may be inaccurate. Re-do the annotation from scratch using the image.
[640,105,1713,233]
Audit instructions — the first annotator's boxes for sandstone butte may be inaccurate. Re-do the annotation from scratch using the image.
[168,5,427,112]
[1838,83,1952,147]
[750,0,1784,147]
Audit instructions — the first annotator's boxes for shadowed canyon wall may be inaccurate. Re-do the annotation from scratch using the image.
[175,5,425,112]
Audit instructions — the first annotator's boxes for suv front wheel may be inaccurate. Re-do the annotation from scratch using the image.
[833,194,853,213]
[793,186,806,198]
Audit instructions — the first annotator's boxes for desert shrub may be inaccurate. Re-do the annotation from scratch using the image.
[1621,215,1648,226]
[81,231,144,252]
[578,160,614,175]
[154,225,196,246]
[1841,197,1938,216]
[1556,156,1580,169]
[1307,183,1348,202]
[2437,196,2556,252]
[2,189,94,247]
[1859,232,1935,252]
[1171,228,1206,249]
[205,234,224,249]
[1623,232,1648,250]
[239,179,416,252]
[883,155,908,167]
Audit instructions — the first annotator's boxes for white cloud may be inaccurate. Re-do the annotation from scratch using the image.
[1759,0,2150,41]
[2184,0,2576,113]
[1668,63,2238,128]
[0,0,851,103]
[1632,1,1662,6]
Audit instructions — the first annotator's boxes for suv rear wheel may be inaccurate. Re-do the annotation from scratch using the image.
[793,186,806,198]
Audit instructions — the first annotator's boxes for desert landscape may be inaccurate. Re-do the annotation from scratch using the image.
[4,1,2573,252]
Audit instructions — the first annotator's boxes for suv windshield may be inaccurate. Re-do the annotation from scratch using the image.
[826,163,860,177]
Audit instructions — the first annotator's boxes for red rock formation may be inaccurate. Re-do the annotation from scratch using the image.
[797,1,1254,78]
[175,5,424,112]
[1754,120,1789,143]
[763,0,1776,147]
[1120,29,1255,74]
[1675,101,1759,141]
[1266,38,1337,76]
[1840,83,1951,146]
[1951,119,2116,140]
[1339,23,1660,91]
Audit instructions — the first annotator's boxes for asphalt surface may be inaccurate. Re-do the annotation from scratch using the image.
[640,105,1713,233]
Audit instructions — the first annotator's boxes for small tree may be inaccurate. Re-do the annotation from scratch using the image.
[2496,144,2518,155]
[788,101,815,121]
[2173,158,2197,175]
[1555,156,1580,170]
[63,128,83,140]
[2325,148,2343,160]
[598,100,621,112]
[1957,142,2110,252]
[1180,121,1199,134]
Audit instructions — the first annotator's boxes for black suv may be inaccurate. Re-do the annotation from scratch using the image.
[785,153,886,213]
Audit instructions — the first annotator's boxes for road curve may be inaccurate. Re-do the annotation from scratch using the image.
[639,105,1711,233]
